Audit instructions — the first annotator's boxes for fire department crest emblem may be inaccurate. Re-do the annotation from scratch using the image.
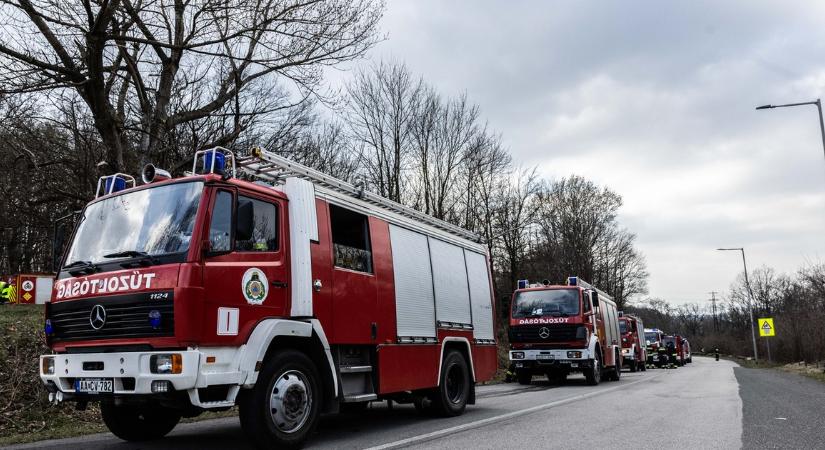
[242,268,268,305]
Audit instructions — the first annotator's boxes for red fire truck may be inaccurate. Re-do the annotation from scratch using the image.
[618,313,646,372]
[644,327,668,368]
[682,338,692,364]
[508,277,622,386]
[39,148,497,448]
[663,334,687,366]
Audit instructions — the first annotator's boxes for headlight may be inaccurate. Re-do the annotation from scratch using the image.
[42,356,55,375]
[567,351,582,359]
[511,351,525,360]
[150,354,182,374]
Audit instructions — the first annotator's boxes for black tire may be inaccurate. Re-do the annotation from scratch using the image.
[516,370,533,385]
[431,350,471,417]
[629,359,638,373]
[239,349,322,450]
[640,359,647,371]
[608,352,621,381]
[584,350,602,386]
[101,401,181,442]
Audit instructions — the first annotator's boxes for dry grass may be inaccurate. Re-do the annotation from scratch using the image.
[777,361,825,383]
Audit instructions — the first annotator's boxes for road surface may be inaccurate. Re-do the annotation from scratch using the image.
[8,357,823,449]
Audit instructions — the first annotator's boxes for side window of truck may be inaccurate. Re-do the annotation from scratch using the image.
[329,204,373,273]
[209,191,233,252]
[236,196,278,252]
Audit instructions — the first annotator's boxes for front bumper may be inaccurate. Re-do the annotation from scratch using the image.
[40,351,201,395]
[40,349,243,408]
[509,348,593,369]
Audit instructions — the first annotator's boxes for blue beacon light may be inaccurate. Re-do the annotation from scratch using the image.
[148,310,162,329]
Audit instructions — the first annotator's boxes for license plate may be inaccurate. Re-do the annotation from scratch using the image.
[537,354,554,360]
[75,378,113,394]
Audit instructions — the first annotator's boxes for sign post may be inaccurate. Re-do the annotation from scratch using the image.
[758,318,775,363]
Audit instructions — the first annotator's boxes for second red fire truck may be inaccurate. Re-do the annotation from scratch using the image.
[619,313,647,372]
[39,147,498,449]
[508,277,622,385]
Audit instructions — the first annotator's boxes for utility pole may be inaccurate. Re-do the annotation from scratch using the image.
[708,291,719,332]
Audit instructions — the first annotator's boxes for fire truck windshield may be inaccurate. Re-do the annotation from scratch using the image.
[645,332,659,344]
[511,289,580,318]
[64,181,204,269]
[619,320,628,334]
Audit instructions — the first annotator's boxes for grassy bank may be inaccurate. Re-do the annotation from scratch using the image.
[0,304,106,445]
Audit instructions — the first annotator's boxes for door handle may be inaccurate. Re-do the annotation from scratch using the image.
[271,280,288,288]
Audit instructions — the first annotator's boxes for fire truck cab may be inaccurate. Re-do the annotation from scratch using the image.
[508,277,622,386]
[618,313,647,372]
[644,328,668,368]
[39,148,498,448]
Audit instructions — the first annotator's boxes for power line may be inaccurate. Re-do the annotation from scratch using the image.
[708,291,720,331]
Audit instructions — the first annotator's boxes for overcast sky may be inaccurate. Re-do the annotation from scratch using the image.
[327,0,825,305]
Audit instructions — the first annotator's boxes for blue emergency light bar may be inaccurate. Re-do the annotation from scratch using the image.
[193,147,236,178]
[95,173,136,198]
[517,279,529,289]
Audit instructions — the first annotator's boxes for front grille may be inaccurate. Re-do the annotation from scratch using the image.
[509,324,581,343]
[49,292,174,342]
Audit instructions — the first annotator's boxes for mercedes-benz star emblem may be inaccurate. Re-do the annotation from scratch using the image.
[90,304,107,330]
[538,327,550,339]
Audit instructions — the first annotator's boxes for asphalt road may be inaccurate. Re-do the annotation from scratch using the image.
[736,364,825,449]
[8,356,822,449]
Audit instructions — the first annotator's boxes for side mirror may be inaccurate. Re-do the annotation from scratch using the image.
[236,199,254,242]
[592,291,600,307]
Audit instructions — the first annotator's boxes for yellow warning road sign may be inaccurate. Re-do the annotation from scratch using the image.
[758,318,775,337]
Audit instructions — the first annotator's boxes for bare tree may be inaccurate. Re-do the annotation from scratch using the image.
[346,61,422,202]
[0,0,384,170]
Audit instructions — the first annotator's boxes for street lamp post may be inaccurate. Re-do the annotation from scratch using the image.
[717,247,759,363]
[756,99,825,163]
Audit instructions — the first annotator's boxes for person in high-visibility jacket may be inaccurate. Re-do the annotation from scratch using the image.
[0,281,10,303]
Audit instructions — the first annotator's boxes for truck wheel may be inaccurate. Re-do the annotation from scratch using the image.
[101,401,180,442]
[239,349,321,449]
[608,352,621,381]
[584,351,601,386]
[432,350,470,417]
[629,360,638,373]
[516,370,533,385]
[640,360,647,371]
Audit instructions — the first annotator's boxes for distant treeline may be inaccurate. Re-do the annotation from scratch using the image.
[627,263,825,363]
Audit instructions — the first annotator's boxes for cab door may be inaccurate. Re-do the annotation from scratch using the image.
[201,187,289,346]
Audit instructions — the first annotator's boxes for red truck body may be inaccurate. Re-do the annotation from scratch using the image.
[508,277,622,385]
[39,149,497,447]
[619,314,647,372]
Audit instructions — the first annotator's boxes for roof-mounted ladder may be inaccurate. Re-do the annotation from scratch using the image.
[235,147,481,243]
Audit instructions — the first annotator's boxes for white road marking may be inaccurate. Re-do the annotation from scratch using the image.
[365,374,659,450]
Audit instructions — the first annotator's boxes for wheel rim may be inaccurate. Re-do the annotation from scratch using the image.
[269,370,312,434]
[445,364,465,404]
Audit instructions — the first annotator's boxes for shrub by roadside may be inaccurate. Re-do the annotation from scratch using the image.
[0,304,104,445]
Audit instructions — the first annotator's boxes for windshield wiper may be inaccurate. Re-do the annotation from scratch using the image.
[104,250,159,268]
[63,260,98,276]
[103,251,150,259]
